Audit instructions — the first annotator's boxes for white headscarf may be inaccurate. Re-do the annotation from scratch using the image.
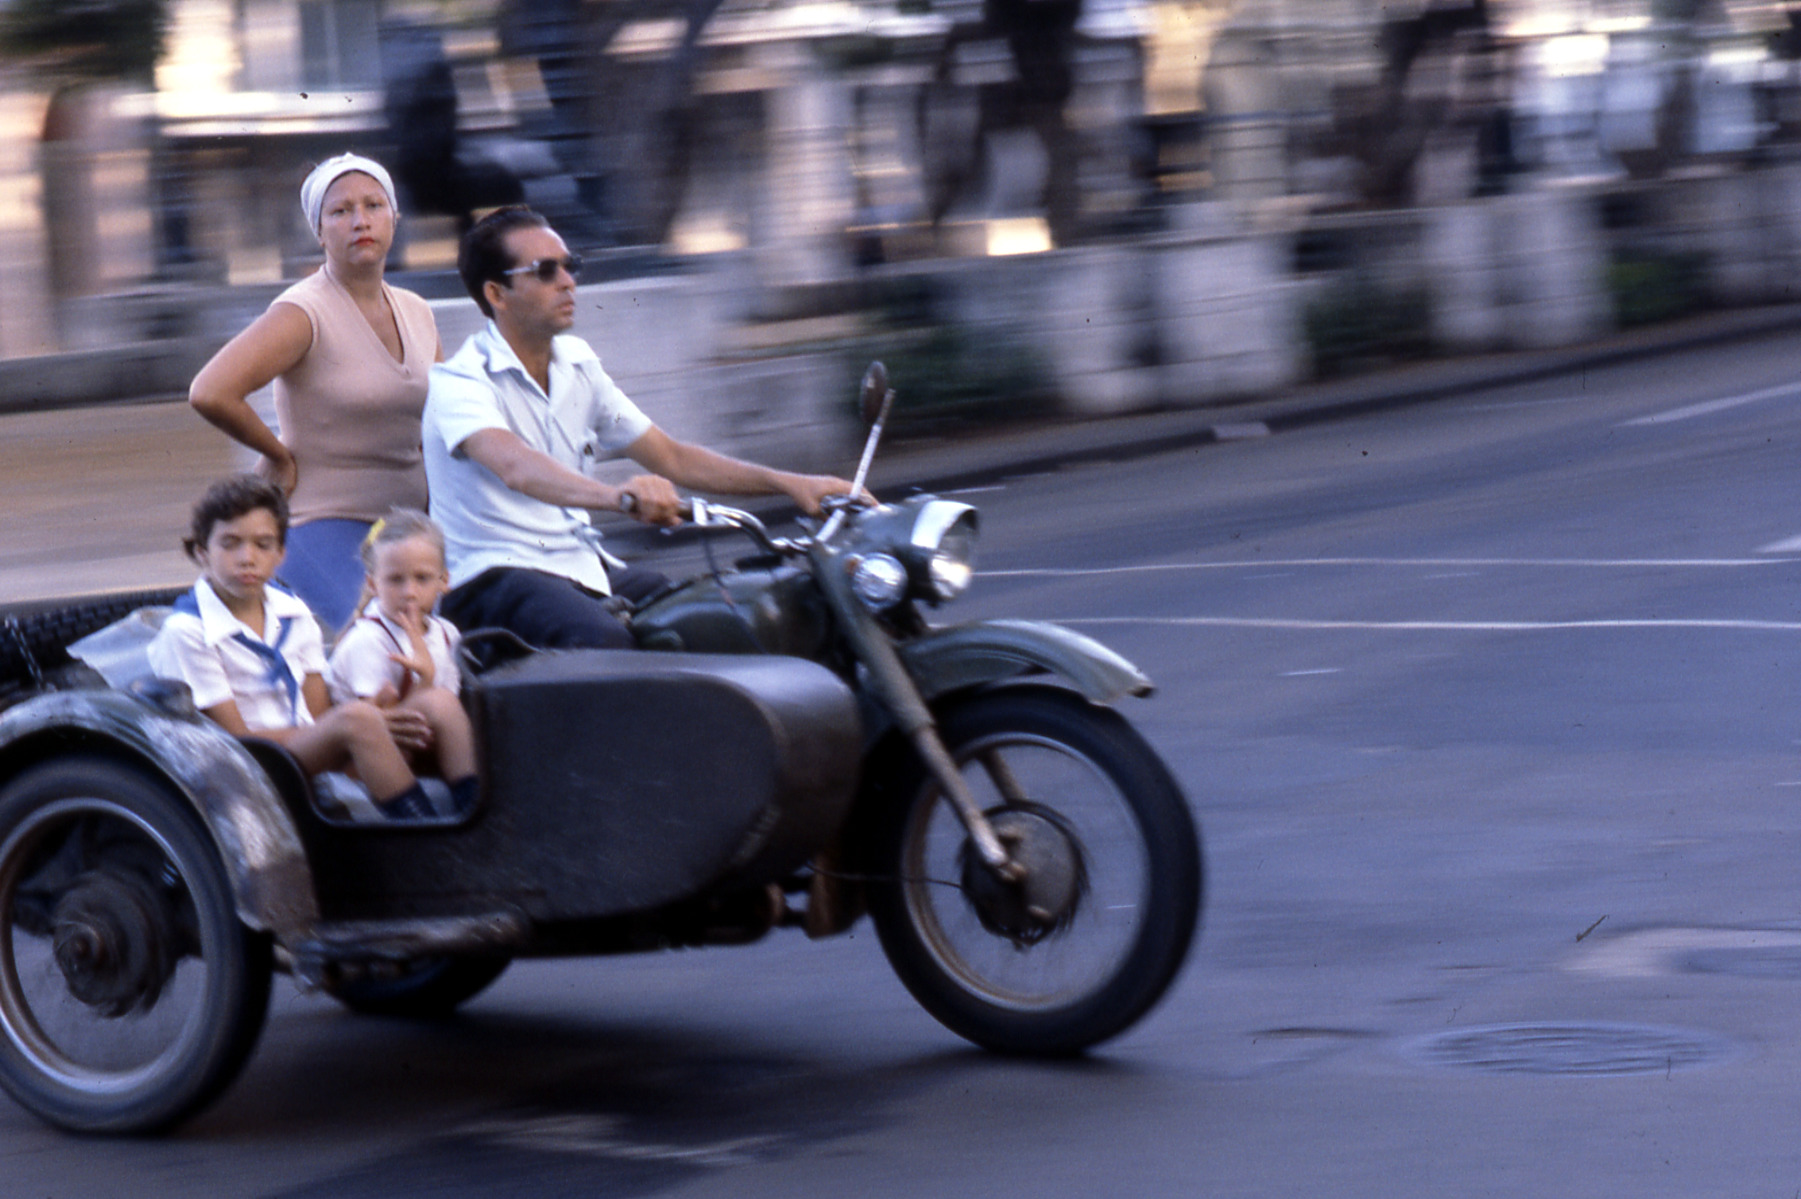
[299,153,399,238]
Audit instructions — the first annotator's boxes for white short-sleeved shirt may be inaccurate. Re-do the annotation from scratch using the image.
[147,578,327,732]
[424,321,653,592]
[327,600,463,703]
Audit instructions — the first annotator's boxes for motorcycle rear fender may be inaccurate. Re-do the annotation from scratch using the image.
[898,618,1153,705]
[0,688,319,940]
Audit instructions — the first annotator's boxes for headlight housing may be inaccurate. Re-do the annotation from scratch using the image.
[841,496,980,609]
[908,499,978,603]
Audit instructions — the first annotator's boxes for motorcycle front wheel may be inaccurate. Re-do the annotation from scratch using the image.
[866,686,1201,1055]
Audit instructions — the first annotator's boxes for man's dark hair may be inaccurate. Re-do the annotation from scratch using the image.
[458,205,551,317]
[183,474,289,559]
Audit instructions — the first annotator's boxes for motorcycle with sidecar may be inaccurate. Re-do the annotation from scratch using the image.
[0,365,1201,1134]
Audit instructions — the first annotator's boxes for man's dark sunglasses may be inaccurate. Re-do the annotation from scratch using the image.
[501,255,584,284]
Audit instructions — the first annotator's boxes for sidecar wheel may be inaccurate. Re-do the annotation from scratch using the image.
[867,687,1201,1056]
[322,955,510,1018]
[0,757,272,1133]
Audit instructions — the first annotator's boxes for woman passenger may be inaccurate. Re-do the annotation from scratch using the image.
[188,153,442,634]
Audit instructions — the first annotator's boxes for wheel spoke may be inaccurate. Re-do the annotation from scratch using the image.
[977,749,1030,804]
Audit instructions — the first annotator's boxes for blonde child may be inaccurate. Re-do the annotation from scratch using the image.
[328,509,478,815]
[149,475,445,820]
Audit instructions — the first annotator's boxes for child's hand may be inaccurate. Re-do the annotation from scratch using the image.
[387,605,435,692]
[383,706,433,753]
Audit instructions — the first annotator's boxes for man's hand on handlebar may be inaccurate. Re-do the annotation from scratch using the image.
[785,473,867,517]
[615,475,685,527]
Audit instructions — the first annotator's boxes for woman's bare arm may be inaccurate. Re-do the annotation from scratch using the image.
[188,302,314,493]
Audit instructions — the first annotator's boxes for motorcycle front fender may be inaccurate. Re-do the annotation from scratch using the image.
[0,687,319,940]
[897,618,1153,706]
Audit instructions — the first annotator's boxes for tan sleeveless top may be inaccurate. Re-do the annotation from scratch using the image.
[271,268,438,524]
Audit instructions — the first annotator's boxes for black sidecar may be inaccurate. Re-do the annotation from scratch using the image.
[0,588,863,1134]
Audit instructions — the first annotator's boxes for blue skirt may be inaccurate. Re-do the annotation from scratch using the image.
[277,518,372,636]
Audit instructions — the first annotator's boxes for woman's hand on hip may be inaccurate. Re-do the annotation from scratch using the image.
[256,452,299,497]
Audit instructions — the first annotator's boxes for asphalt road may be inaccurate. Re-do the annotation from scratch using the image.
[7,330,1801,1196]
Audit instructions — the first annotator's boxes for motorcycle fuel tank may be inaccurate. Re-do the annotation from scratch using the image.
[631,565,833,657]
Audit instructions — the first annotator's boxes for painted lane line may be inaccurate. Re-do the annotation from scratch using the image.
[1569,928,1801,979]
[1759,533,1801,554]
[1621,380,1801,426]
[984,557,1798,578]
[1055,616,1801,633]
[1281,668,1342,676]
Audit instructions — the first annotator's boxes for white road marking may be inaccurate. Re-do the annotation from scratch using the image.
[1759,533,1801,553]
[1281,668,1342,676]
[1569,927,1801,978]
[1620,380,1801,426]
[983,558,1796,578]
[1057,616,1801,632]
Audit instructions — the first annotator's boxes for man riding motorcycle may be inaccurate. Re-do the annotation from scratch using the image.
[423,204,856,648]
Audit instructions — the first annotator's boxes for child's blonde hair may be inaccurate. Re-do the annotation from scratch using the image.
[359,507,445,574]
[352,508,447,614]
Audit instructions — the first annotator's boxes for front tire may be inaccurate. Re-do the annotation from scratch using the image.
[0,757,272,1133]
[866,687,1201,1055]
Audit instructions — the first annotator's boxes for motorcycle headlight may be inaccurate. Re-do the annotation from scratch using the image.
[910,500,978,602]
[849,552,909,610]
[928,548,973,600]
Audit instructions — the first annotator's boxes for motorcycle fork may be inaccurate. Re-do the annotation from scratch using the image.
[811,547,1021,880]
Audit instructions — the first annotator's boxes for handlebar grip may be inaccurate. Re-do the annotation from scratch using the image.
[617,490,696,522]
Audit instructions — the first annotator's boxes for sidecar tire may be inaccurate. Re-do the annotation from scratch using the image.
[867,687,1201,1056]
[0,757,272,1133]
[323,955,511,1018]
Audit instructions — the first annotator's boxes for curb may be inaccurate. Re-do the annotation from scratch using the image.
[868,301,1801,498]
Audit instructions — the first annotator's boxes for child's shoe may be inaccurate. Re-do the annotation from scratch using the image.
[449,775,480,816]
[374,781,435,821]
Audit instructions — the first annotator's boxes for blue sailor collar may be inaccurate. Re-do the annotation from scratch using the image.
[183,576,313,647]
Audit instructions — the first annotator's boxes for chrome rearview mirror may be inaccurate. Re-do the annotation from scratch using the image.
[860,361,892,428]
[820,363,896,543]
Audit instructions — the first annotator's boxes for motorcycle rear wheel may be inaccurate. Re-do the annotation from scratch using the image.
[867,687,1201,1055]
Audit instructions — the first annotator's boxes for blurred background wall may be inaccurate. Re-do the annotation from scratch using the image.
[3,0,1801,437]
